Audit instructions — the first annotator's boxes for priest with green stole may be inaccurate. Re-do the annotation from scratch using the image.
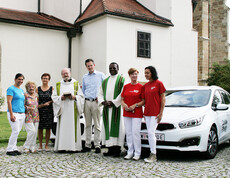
[52,68,84,152]
[98,62,125,157]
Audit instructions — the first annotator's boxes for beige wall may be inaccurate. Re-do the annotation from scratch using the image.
[78,12,197,88]
[0,24,69,111]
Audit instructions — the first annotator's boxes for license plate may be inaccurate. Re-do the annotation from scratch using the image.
[155,133,165,141]
[141,133,165,141]
[141,133,148,140]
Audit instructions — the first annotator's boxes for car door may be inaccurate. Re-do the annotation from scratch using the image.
[219,90,230,140]
[212,90,229,142]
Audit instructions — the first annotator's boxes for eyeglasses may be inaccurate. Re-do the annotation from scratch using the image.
[42,78,49,80]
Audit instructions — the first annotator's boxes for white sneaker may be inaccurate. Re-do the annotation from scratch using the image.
[144,153,157,163]
[124,154,133,160]
[133,155,140,161]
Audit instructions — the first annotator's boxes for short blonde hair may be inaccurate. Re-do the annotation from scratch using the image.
[128,68,139,75]
[25,81,37,93]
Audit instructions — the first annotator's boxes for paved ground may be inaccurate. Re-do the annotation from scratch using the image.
[1,143,230,177]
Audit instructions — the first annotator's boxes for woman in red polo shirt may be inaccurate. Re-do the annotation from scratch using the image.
[142,66,166,163]
[121,68,144,161]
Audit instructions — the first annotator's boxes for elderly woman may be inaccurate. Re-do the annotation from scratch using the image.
[6,73,25,156]
[142,66,166,163]
[37,73,54,151]
[23,81,39,153]
[121,68,144,161]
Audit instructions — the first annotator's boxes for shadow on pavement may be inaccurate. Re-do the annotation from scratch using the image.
[140,141,230,162]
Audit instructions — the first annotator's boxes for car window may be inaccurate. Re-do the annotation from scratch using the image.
[212,90,223,107]
[165,90,211,107]
[220,90,230,104]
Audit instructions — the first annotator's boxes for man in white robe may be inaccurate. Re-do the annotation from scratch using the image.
[52,68,84,152]
[98,62,125,157]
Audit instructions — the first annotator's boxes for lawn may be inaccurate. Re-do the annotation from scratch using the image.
[0,112,50,148]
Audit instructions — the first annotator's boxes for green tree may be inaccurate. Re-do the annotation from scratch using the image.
[207,59,230,93]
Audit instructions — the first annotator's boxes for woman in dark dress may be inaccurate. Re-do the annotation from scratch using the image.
[37,73,54,151]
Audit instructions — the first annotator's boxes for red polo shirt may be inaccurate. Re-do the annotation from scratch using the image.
[142,80,166,116]
[121,83,143,118]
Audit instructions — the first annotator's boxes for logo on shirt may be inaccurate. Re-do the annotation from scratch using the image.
[151,87,156,90]
[129,90,139,93]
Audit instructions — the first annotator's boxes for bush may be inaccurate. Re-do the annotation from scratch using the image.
[207,59,230,93]
[0,96,4,109]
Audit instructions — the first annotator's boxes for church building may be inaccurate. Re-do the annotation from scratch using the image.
[0,0,198,110]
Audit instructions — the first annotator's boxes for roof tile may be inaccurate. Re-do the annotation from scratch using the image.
[0,8,74,30]
[75,0,173,26]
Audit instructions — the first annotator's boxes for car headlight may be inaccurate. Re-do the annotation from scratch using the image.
[178,116,204,129]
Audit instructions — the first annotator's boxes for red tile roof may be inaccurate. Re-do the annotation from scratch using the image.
[0,8,74,31]
[75,0,173,26]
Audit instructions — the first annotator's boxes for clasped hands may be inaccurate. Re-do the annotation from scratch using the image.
[123,104,135,112]
[102,101,114,108]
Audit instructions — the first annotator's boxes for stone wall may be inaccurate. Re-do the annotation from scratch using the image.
[193,0,229,85]
[193,0,209,85]
[209,0,228,65]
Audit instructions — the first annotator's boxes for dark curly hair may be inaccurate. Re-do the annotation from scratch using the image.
[145,66,158,80]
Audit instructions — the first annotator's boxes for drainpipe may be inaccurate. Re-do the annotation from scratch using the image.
[67,28,77,69]
[38,0,41,14]
[68,37,72,69]
[192,0,197,12]
[80,0,82,16]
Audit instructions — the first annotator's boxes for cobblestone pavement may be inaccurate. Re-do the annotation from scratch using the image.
[1,143,230,177]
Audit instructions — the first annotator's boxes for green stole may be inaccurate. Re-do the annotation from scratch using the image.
[102,75,125,140]
[56,81,78,142]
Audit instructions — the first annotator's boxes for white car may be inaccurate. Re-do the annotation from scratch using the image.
[141,86,230,159]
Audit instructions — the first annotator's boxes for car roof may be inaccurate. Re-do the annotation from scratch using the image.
[166,85,223,91]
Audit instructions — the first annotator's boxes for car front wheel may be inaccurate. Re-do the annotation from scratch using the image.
[204,126,218,159]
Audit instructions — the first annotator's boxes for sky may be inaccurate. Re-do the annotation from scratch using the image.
[226,0,230,7]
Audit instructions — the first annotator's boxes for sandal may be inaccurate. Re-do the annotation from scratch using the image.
[45,146,50,152]
[37,148,43,152]
[24,148,30,153]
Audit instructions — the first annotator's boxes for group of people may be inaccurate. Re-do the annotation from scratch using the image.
[6,73,54,155]
[6,59,166,163]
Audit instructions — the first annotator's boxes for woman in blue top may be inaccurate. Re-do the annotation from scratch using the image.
[6,73,25,156]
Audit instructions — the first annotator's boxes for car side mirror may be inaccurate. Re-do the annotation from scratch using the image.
[214,104,229,111]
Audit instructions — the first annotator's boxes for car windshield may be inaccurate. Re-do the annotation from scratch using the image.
[165,90,211,107]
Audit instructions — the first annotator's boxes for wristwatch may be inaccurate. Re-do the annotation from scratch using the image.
[135,103,139,108]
